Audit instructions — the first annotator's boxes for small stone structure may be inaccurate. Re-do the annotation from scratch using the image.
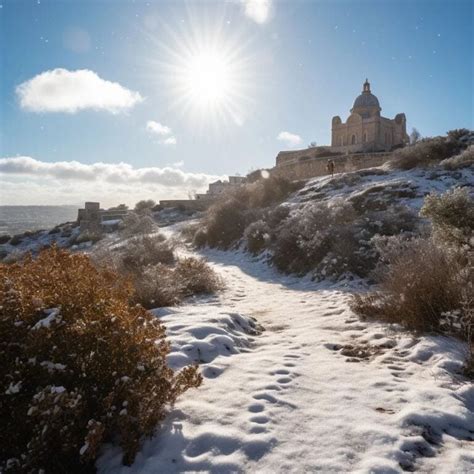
[160,176,246,210]
[77,202,128,232]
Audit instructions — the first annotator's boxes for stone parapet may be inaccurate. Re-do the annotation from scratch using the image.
[273,152,391,181]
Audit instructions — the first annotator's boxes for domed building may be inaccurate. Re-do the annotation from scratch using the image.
[331,79,408,153]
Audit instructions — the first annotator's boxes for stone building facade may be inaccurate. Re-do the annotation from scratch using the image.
[331,79,408,153]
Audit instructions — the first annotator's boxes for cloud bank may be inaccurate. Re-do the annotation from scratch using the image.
[16,69,143,114]
[0,156,221,207]
[243,0,271,24]
[277,131,302,148]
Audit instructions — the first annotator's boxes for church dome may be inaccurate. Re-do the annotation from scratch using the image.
[351,79,381,113]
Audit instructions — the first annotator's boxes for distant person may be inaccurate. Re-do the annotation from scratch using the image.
[326,160,335,177]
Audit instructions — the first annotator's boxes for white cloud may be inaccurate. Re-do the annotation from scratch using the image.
[146,120,177,145]
[243,0,271,24]
[163,136,177,146]
[277,131,302,148]
[146,121,172,136]
[16,68,143,114]
[0,156,222,207]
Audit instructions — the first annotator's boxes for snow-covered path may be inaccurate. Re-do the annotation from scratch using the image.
[99,247,474,473]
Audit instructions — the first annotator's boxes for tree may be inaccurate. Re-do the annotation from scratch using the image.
[308,141,318,148]
[410,128,421,145]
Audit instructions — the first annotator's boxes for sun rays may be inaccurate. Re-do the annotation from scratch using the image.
[144,5,256,133]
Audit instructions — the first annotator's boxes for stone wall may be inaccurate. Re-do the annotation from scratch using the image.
[272,152,391,181]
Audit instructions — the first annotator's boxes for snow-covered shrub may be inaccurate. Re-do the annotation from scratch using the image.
[72,231,103,245]
[133,199,156,215]
[271,199,358,275]
[0,247,201,472]
[245,175,302,208]
[120,212,156,237]
[131,263,181,308]
[196,176,301,249]
[174,257,223,297]
[244,220,270,254]
[117,234,175,274]
[351,238,473,334]
[441,145,474,170]
[131,258,222,309]
[202,197,247,249]
[192,227,208,248]
[389,135,460,170]
[421,187,474,249]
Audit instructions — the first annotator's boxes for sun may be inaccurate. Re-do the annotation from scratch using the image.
[146,6,255,131]
[184,51,232,107]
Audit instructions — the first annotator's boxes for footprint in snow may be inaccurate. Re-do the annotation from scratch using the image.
[248,403,265,413]
[250,415,269,424]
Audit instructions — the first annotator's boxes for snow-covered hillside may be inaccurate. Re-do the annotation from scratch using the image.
[98,243,473,473]
[291,164,473,212]
[98,163,474,472]
[2,164,473,472]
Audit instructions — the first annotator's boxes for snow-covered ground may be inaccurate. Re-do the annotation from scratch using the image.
[98,241,474,473]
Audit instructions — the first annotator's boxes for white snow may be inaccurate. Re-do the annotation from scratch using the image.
[32,308,61,330]
[97,242,474,473]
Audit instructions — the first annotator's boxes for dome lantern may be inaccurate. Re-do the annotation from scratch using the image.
[351,79,381,116]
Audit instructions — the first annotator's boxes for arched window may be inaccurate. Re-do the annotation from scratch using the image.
[363,133,367,143]
[351,134,356,145]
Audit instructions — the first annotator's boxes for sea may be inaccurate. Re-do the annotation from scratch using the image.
[0,206,79,236]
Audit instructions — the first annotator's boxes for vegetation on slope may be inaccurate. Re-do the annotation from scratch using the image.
[0,247,202,473]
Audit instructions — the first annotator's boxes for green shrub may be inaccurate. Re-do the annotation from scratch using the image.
[0,247,201,472]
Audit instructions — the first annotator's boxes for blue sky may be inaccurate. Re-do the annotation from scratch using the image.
[0,0,472,205]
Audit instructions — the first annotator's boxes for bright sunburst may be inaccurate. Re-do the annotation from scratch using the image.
[184,51,232,107]
[146,6,255,131]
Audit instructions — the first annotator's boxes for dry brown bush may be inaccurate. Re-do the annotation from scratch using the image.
[244,220,270,254]
[196,176,301,249]
[118,234,175,274]
[441,145,474,170]
[351,238,472,333]
[0,247,201,473]
[420,187,474,249]
[131,258,222,309]
[203,198,247,249]
[389,136,460,170]
[120,212,156,237]
[131,263,180,308]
